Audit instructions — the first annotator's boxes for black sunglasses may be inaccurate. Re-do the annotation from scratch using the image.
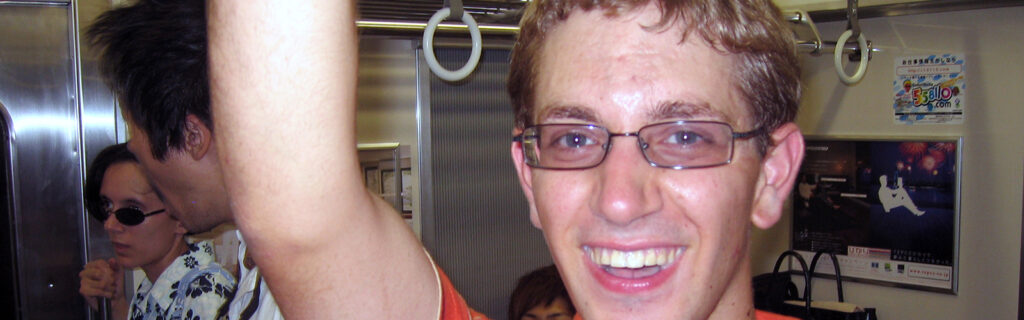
[99,207,166,226]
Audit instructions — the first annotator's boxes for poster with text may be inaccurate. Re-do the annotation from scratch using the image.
[792,137,960,293]
[893,54,966,124]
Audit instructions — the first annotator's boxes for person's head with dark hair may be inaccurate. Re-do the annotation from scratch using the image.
[508,0,806,318]
[509,265,575,320]
[79,143,225,319]
[83,143,186,275]
[84,143,136,222]
[88,0,209,162]
[88,0,231,234]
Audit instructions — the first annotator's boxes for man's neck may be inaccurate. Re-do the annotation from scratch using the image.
[708,258,758,320]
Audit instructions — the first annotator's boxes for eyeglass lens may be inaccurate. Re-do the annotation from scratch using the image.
[521,121,740,169]
[102,208,166,226]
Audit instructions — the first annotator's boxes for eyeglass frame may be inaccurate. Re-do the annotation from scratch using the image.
[512,120,764,170]
[96,207,167,226]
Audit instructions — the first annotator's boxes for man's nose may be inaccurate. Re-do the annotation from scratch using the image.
[591,137,662,226]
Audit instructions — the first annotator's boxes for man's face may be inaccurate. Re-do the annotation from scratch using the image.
[125,119,225,233]
[521,297,574,320]
[512,5,770,319]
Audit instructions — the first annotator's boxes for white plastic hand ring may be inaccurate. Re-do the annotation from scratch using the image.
[422,8,482,81]
[833,29,869,85]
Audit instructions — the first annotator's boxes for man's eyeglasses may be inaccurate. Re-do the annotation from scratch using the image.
[97,207,166,226]
[513,120,762,170]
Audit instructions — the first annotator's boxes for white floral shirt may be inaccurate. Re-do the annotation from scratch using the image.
[128,240,236,320]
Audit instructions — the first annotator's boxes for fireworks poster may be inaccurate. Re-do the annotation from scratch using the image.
[792,137,960,293]
[893,54,966,124]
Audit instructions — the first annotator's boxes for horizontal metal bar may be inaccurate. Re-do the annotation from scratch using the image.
[361,18,876,58]
[0,0,68,5]
[357,142,401,151]
[795,41,821,55]
[799,39,877,55]
[357,19,519,35]
[809,0,1024,22]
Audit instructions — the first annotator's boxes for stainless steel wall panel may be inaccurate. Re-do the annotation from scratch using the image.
[426,47,553,319]
[76,0,118,268]
[0,104,19,320]
[0,2,90,318]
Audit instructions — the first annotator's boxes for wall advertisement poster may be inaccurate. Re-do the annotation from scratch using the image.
[792,137,960,293]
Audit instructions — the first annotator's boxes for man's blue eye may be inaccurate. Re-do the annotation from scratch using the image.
[666,131,705,145]
[557,133,593,148]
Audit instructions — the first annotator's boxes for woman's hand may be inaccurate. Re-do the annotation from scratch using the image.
[78,258,124,310]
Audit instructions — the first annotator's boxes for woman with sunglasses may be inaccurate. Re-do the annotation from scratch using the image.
[78,143,236,320]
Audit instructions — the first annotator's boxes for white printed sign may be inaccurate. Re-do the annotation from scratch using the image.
[893,54,966,124]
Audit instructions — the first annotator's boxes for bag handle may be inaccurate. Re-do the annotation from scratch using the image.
[169,265,236,319]
[772,250,812,317]
[809,250,845,302]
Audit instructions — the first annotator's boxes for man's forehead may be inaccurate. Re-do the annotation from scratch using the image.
[123,124,158,164]
[530,6,747,129]
[535,100,733,124]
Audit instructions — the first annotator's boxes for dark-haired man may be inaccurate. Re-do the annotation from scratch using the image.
[88,1,282,318]
[208,0,804,319]
[509,265,575,320]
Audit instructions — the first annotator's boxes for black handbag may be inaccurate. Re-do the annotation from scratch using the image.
[759,250,879,320]
[753,250,810,314]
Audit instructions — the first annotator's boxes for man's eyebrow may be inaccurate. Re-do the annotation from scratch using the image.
[536,104,599,123]
[648,100,730,122]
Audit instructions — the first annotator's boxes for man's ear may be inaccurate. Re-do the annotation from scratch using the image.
[183,115,213,161]
[511,128,543,229]
[751,123,804,229]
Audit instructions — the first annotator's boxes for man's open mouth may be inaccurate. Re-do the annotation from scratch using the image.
[583,246,684,279]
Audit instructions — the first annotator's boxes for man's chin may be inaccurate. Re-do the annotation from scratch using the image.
[182,220,220,236]
[576,302,689,320]
[569,276,708,320]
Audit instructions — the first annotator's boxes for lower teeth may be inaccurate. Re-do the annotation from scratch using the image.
[602,265,663,279]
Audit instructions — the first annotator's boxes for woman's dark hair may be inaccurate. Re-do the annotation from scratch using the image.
[84,143,137,221]
[509,264,575,320]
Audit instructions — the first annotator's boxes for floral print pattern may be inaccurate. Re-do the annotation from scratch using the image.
[128,241,236,320]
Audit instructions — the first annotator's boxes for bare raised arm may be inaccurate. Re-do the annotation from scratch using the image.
[208,1,439,318]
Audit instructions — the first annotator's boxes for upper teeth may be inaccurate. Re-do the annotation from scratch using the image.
[584,246,683,269]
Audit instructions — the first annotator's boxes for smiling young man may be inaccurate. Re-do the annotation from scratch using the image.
[207,0,803,319]
[507,1,805,319]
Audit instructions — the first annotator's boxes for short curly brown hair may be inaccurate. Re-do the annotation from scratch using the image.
[508,0,800,154]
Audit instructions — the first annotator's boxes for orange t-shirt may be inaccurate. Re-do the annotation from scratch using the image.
[439,267,490,320]
[755,310,801,320]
